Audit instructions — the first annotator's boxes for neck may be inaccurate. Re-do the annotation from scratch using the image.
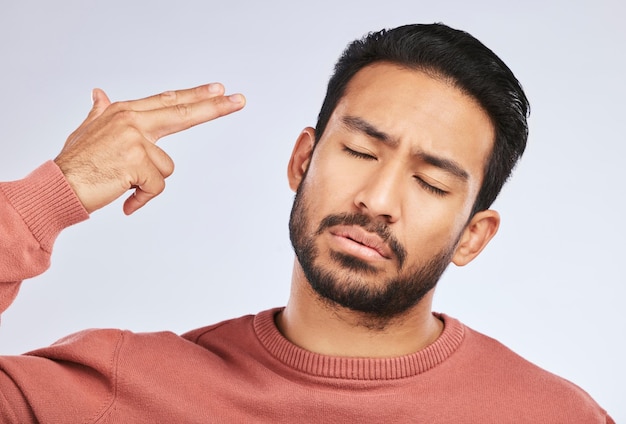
[276,260,444,358]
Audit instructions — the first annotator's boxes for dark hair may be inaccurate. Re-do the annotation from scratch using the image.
[315,23,530,215]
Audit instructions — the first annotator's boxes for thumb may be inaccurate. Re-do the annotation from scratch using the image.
[61,88,113,143]
[89,88,112,117]
[80,88,112,126]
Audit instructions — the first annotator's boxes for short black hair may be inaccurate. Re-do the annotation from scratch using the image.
[315,23,530,215]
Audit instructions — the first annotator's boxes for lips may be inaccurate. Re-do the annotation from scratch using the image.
[329,225,393,260]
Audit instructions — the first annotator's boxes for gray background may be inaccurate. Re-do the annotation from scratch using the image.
[1,0,623,419]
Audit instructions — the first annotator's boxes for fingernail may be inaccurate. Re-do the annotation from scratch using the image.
[228,94,245,104]
[91,89,96,104]
[208,83,222,93]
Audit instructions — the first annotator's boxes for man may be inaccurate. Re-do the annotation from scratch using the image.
[0,23,613,423]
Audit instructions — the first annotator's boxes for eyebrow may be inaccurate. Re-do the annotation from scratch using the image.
[342,116,397,147]
[341,115,470,182]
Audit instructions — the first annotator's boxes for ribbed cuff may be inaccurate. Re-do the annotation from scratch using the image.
[1,161,89,252]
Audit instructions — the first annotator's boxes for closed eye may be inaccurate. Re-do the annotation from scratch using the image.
[414,176,448,197]
[343,146,377,160]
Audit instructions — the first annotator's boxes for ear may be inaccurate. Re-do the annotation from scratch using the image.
[287,127,316,192]
[452,209,500,266]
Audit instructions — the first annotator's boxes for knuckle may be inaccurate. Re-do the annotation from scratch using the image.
[123,143,148,163]
[109,101,128,112]
[163,160,175,178]
[114,108,138,123]
[155,178,166,194]
[144,178,166,198]
[174,103,191,119]
[159,90,178,106]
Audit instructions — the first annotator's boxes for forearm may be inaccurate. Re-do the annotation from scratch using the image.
[0,161,88,314]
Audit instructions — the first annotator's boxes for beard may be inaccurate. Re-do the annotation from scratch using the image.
[288,179,458,324]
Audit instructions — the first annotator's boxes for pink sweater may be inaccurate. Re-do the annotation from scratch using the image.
[0,162,614,423]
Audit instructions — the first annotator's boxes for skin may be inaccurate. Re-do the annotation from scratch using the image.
[55,83,246,215]
[277,63,500,357]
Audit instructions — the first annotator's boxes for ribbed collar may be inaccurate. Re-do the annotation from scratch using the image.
[253,308,464,380]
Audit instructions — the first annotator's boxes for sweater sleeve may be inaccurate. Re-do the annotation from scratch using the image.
[0,161,88,315]
[0,328,126,423]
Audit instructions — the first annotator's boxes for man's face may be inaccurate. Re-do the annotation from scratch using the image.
[289,62,495,320]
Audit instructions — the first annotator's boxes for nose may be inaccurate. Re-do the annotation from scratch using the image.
[353,163,403,223]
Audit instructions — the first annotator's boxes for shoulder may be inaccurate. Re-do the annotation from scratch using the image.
[458,320,574,384]
[181,313,256,344]
[443,315,610,421]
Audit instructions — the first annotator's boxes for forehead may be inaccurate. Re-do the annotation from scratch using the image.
[329,62,495,182]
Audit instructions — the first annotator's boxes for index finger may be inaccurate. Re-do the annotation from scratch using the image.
[121,83,228,112]
[140,92,246,143]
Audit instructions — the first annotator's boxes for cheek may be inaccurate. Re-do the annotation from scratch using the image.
[304,156,360,210]
[400,199,469,256]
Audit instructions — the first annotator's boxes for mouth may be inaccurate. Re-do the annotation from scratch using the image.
[328,225,393,261]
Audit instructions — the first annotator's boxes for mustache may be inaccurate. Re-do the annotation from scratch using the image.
[316,213,407,267]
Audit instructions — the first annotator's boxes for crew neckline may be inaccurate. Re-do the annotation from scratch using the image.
[253,308,464,380]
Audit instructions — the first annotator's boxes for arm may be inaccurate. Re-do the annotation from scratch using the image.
[0,83,245,315]
[0,161,88,314]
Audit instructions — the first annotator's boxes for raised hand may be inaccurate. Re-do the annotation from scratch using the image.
[54,83,245,215]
